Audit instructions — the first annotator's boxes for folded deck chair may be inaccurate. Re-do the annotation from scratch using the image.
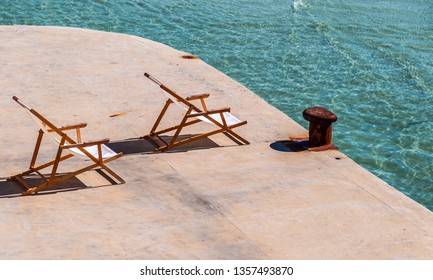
[8,96,124,195]
[143,73,249,151]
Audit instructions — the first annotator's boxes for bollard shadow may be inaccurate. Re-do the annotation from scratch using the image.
[270,139,309,153]
[107,135,221,155]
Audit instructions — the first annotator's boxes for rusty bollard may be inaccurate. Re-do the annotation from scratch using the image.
[302,106,338,151]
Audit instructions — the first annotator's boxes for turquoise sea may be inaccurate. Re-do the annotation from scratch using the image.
[1,0,433,210]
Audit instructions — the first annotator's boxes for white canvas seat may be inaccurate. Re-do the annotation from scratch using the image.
[197,111,242,126]
[69,144,118,159]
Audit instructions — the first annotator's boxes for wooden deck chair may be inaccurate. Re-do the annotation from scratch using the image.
[143,73,250,151]
[8,96,124,195]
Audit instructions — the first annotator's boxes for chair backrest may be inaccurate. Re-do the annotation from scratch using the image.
[144,73,203,113]
[13,96,73,145]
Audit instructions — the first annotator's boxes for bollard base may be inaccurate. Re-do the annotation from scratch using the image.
[286,137,338,152]
[308,143,338,152]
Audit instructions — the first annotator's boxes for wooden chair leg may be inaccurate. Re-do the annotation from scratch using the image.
[30,129,44,169]
[149,99,172,134]
[50,135,67,181]
[167,107,193,150]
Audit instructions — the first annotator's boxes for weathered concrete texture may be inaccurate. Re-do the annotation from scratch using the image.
[1,26,433,259]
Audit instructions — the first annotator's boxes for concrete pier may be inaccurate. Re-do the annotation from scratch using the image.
[1,26,433,259]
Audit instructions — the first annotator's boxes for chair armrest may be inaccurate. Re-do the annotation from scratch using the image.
[48,123,87,132]
[189,107,230,117]
[187,94,211,111]
[186,93,210,101]
[62,138,110,149]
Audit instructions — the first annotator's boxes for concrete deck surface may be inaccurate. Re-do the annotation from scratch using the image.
[1,26,433,259]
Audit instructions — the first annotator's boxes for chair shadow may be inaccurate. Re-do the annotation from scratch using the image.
[270,139,309,153]
[0,175,88,198]
[107,135,221,155]
[0,169,122,198]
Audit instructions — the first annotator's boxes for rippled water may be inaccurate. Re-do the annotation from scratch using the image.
[1,0,433,210]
